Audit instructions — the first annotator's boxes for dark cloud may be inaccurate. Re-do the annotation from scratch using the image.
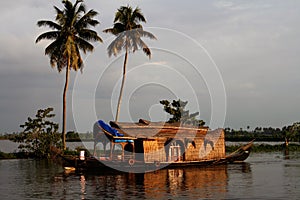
[1,0,300,132]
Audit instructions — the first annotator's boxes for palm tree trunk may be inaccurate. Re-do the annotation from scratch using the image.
[115,51,128,122]
[62,59,70,150]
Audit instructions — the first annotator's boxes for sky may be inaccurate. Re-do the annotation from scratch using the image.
[1,0,300,133]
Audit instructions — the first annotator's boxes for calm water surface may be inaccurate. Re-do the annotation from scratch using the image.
[1,152,299,200]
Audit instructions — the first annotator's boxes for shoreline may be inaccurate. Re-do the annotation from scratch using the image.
[1,142,300,160]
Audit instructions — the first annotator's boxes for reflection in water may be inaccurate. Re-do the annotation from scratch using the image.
[79,165,230,199]
[147,166,228,199]
[284,148,290,160]
[4,154,300,199]
[167,169,184,194]
[80,175,86,199]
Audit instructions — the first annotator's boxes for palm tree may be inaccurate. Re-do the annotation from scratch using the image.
[35,0,102,150]
[103,5,156,122]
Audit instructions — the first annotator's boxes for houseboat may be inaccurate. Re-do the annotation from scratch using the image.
[60,119,253,172]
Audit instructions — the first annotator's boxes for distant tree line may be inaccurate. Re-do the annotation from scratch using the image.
[0,131,93,142]
[65,131,93,141]
[225,122,300,144]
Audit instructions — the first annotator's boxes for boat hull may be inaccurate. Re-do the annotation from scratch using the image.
[60,156,229,173]
[59,141,252,173]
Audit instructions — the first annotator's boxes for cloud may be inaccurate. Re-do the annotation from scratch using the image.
[1,0,300,132]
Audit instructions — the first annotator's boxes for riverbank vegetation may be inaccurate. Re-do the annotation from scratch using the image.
[10,108,61,159]
[226,143,300,153]
[225,123,300,145]
[0,117,300,158]
[3,124,299,143]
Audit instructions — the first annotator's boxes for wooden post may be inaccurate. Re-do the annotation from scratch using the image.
[122,143,125,161]
[103,142,106,157]
[110,143,114,160]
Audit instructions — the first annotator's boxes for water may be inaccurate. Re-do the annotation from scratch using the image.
[0,140,92,153]
[1,152,300,200]
[1,140,295,153]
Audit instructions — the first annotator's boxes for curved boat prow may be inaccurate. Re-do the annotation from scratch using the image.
[225,139,255,163]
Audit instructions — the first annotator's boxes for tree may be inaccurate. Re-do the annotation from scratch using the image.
[103,5,156,122]
[283,122,300,146]
[35,0,102,149]
[160,99,206,127]
[12,108,60,158]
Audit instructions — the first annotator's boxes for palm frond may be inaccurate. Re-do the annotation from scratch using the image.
[54,6,63,16]
[78,29,102,42]
[138,30,157,40]
[113,23,126,34]
[76,3,86,15]
[45,39,63,56]
[132,7,146,23]
[45,40,67,71]
[115,6,129,23]
[130,35,139,53]
[54,6,64,24]
[37,0,102,73]
[137,38,151,58]
[37,20,61,30]
[103,28,115,34]
[86,19,99,27]
[84,9,98,18]
[114,11,122,23]
[70,44,83,71]
[103,23,125,35]
[35,31,60,43]
[104,5,156,58]
[133,24,143,29]
[63,0,74,12]
[75,37,94,53]
[75,46,84,72]
[107,34,125,57]
[74,0,84,11]
[75,10,99,29]
[142,47,151,58]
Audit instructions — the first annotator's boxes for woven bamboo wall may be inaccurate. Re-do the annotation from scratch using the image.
[185,136,204,161]
[143,139,166,162]
[142,128,225,162]
[185,129,225,161]
[203,129,225,160]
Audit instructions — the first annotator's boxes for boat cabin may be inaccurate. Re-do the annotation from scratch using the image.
[93,119,225,164]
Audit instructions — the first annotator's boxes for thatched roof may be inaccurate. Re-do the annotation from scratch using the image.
[109,119,209,140]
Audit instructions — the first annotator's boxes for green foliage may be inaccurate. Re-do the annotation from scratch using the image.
[0,151,17,159]
[63,149,78,156]
[226,143,300,153]
[12,108,61,159]
[0,151,33,159]
[79,132,93,140]
[36,0,102,72]
[160,99,205,127]
[0,132,18,140]
[66,131,80,141]
[65,131,94,141]
[282,122,300,144]
[103,5,156,58]
[225,123,300,142]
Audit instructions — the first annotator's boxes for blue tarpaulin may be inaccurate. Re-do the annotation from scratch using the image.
[98,120,124,137]
[115,139,134,143]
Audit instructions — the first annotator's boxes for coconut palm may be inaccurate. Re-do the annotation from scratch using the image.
[103,5,156,122]
[35,0,102,149]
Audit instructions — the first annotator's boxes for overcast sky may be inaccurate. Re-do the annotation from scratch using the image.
[1,0,300,133]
